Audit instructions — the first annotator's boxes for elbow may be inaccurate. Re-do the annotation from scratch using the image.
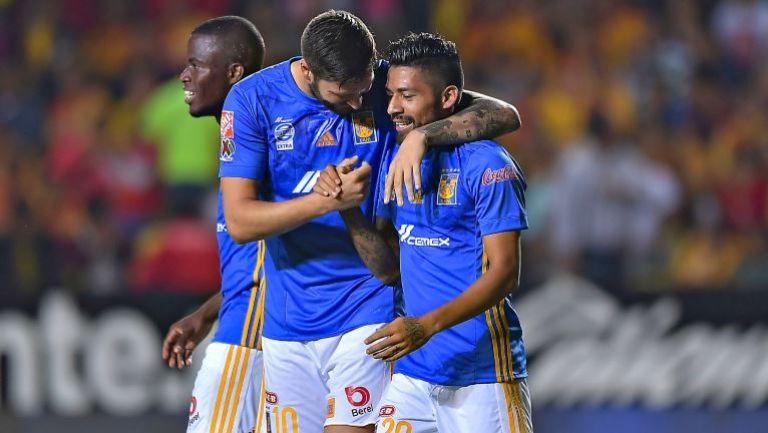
[503,103,521,133]
[375,266,401,286]
[226,219,262,244]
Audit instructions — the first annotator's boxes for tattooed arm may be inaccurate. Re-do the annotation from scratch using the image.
[313,161,400,285]
[384,90,521,206]
[340,208,400,285]
[419,90,522,145]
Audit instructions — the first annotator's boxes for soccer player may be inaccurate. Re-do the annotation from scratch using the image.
[361,33,533,433]
[160,16,267,433]
[219,10,521,433]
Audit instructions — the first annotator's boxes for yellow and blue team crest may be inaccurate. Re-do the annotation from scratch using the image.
[437,171,459,205]
[351,111,377,145]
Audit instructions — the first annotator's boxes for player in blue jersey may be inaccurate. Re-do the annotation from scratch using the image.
[356,33,533,433]
[160,16,267,433]
[219,10,521,433]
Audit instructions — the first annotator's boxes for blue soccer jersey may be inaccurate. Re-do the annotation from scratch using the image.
[377,140,529,386]
[218,58,398,341]
[212,189,264,348]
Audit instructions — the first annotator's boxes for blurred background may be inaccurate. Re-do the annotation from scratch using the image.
[1,0,767,432]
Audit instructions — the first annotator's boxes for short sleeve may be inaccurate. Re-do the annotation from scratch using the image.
[466,147,528,236]
[218,84,269,181]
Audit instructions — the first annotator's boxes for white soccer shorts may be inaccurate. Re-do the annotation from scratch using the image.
[187,342,264,433]
[260,323,391,432]
[376,373,533,433]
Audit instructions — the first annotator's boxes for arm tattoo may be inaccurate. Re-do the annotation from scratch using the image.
[418,97,521,146]
[340,208,399,283]
[403,317,426,343]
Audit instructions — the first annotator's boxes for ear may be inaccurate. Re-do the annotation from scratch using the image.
[229,63,245,84]
[299,59,314,83]
[441,85,460,111]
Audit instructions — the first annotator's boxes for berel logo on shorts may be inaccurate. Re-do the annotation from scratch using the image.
[481,164,518,186]
[327,397,336,418]
[379,405,396,417]
[266,391,279,405]
[292,170,321,194]
[345,386,371,407]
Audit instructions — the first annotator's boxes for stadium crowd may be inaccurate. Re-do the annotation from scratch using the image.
[0,0,766,294]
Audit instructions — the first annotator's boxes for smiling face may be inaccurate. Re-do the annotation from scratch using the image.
[386,65,457,143]
[179,33,232,119]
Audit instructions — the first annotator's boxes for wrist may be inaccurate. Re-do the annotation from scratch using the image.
[306,190,338,215]
[408,128,430,147]
[418,313,440,337]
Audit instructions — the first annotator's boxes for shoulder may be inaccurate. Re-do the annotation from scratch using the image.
[230,59,292,98]
[459,140,525,185]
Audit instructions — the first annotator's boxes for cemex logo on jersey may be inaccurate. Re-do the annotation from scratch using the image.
[345,386,373,417]
[398,224,450,247]
[482,164,518,186]
[293,170,321,194]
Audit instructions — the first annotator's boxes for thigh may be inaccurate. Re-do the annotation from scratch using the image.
[262,337,326,433]
[375,374,437,433]
[435,379,533,433]
[324,324,391,429]
[188,343,263,433]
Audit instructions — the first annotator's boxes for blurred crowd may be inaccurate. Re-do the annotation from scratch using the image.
[0,0,766,294]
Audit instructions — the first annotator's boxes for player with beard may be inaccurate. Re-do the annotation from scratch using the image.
[161,16,267,433]
[219,10,521,433]
[359,33,533,433]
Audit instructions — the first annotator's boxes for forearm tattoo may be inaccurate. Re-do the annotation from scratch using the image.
[418,99,520,146]
[341,210,398,278]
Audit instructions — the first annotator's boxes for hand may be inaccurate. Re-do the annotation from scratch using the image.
[384,129,427,206]
[364,316,435,362]
[313,155,358,198]
[161,310,215,369]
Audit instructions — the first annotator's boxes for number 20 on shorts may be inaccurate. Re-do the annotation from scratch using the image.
[380,417,413,433]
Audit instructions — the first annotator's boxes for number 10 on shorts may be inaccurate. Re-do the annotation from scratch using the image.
[266,405,298,433]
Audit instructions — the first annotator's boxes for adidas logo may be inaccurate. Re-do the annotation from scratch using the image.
[293,170,321,194]
[317,131,337,147]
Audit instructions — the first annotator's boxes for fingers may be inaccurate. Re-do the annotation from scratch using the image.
[337,155,359,174]
[393,164,405,207]
[403,163,415,205]
[314,165,341,198]
[412,164,422,194]
[384,163,394,204]
[364,326,388,345]
[162,327,182,362]
[367,336,401,357]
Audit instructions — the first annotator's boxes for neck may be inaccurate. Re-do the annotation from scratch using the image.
[290,60,315,98]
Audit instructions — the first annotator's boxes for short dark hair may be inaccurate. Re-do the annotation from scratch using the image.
[192,15,265,75]
[386,32,464,94]
[301,10,376,83]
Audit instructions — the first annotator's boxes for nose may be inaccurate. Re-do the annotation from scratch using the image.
[387,95,401,117]
[179,66,190,82]
[347,95,363,110]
